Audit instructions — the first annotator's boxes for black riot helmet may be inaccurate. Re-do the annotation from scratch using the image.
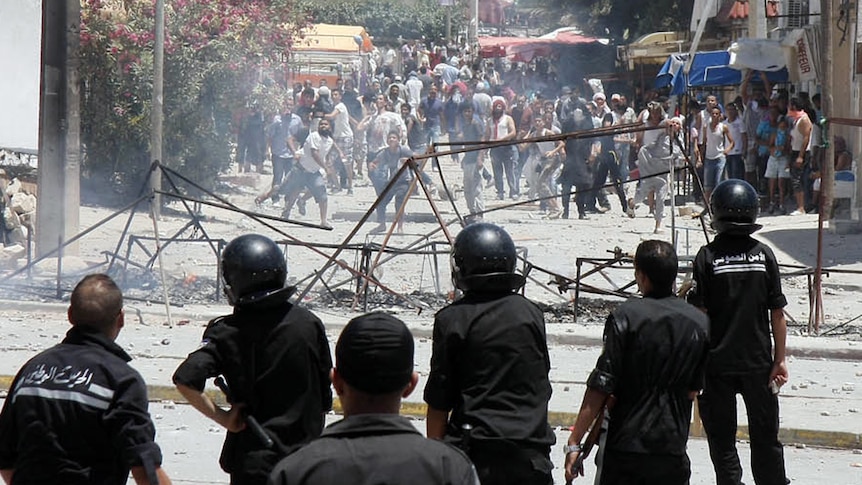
[710,179,762,235]
[451,223,526,292]
[221,234,288,306]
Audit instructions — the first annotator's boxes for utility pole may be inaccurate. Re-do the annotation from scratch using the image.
[65,0,81,256]
[446,6,452,43]
[471,0,478,45]
[36,0,80,257]
[821,1,834,220]
[813,0,834,334]
[150,0,165,219]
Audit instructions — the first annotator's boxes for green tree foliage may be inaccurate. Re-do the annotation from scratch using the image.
[545,0,693,41]
[79,0,303,202]
[298,0,465,42]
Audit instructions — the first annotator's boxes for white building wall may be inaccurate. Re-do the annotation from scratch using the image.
[0,0,42,151]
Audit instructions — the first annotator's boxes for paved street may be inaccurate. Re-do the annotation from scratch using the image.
[93,403,862,484]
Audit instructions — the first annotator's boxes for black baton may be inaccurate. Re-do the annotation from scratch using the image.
[214,376,274,449]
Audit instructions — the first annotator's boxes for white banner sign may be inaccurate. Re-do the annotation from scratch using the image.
[783,27,820,83]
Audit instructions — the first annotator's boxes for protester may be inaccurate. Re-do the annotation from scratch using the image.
[486,99,519,200]
[559,99,596,220]
[628,113,683,234]
[255,119,341,229]
[323,88,355,194]
[787,98,813,215]
[764,116,791,215]
[590,113,626,214]
[265,99,302,199]
[456,103,486,223]
[701,105,735,204]
[724,103,748,180]
[368,131,414,234]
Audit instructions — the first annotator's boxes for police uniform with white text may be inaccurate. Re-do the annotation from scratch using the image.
[0,275,165,485]
[688,180,788,485]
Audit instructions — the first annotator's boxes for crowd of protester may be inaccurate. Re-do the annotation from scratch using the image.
[239,38,850,231]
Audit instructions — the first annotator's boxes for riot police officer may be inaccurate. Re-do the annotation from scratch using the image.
[424,222,555,485]
[688,180,789,485]
[0,274,172,485]
[173,234,332,485]
[269,312,478,485]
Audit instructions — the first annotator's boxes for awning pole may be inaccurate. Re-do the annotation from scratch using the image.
[684,0,717,75]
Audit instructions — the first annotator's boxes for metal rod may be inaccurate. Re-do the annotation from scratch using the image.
[149,0,165,218]
[159,165,220,258]
[574,259,582,323]
[155,190,332,230]
[56,235,63,299]
[352,159,430,310]
[158,165,417,308]
[150,197,173,328]
[426,123,664,160]
[107,170,151,273]
[3,194,152,281]
[290,158,428,309]
[430,146,465,226]
[816,0,833,335]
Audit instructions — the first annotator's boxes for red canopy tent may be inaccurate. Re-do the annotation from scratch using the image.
[478,30,606,62]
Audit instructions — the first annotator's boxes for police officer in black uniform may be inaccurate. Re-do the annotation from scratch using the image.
[564,240,710,485]
[688,179,789,485]
[269,312,478,485]
[425,222,555,485]
[0,274,171,485]
[173,234,332,485]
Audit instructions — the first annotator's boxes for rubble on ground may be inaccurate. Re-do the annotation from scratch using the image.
[0,174,37,265]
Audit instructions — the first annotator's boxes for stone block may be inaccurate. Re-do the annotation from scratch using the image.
[3,207,20,229]
[0,244,26,269]
[7,226,28,245]
[10,192,36,214]
[4,178,21,197]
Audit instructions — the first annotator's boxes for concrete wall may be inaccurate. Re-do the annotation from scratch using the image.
[0,1,41,151]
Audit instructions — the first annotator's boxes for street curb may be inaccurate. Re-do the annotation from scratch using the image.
[1,378,859,450]
[4,299,862,362]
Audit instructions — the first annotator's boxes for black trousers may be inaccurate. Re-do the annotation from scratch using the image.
[468,441,552,485]
[599,450,690,485]
[698,372,787,485]
[593,152,627,211]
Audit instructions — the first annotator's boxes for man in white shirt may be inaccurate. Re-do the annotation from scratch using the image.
[485,99,518,200]
[593,92,612,116]
[724,103,747,180]
[267,120,340,228]
[359,95,407,163]
[324,89,355,194]
[405,72,423,109]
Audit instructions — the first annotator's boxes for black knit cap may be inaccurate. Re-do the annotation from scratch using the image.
[336,313,414,394]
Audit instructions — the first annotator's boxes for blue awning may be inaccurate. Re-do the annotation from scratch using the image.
[655,51,789,95]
